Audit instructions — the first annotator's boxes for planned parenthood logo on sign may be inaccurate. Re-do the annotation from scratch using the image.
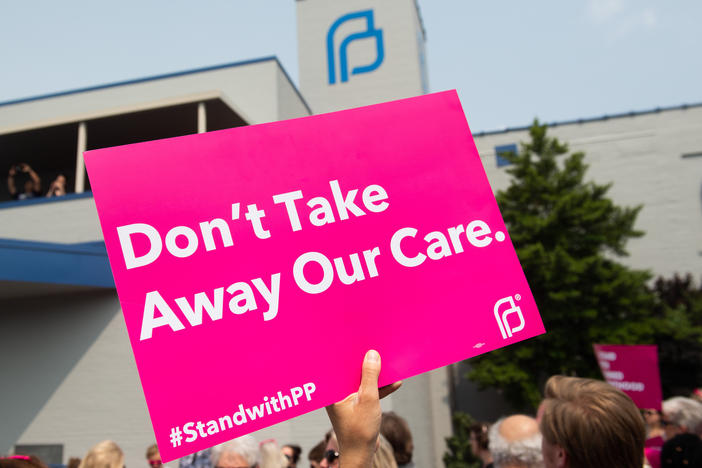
[494,295,525,340]
[326,10,384,85]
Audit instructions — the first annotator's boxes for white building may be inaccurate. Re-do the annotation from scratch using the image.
[1,0,701,467]
[473,104,702,279]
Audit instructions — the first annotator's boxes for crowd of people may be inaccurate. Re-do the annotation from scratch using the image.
[466,380,702,468]
[6,163,67,200]
[0,418,411,468]
[464,376,646,468]
[3,351,702,468]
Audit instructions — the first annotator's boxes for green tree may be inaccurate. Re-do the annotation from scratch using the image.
[650,274,702,396]
[443,412,481,468]
[467,120,657,408]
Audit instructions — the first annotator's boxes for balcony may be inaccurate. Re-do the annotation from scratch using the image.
[0,98,246,295]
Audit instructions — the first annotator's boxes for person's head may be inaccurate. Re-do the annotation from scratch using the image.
[371,435,398,468]
[539,375,645,468]
[56,174,66,186]
[307,441,325,468]
[79,441,125,468]
[662,397,702,440]
[469,422,491,458]
[642,408,662,429]
[259,440,287,468]
[319,432,339,468]
[0,455,48,468]
[488,415,543,468]
[380,412,413,466]
[212,436,259,468]
[281,445,301,468]
[146,444,162,468]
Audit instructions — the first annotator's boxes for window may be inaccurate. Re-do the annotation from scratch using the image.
[495,143,518,168]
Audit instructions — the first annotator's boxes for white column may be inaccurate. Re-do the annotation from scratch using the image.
[197,102,207,134]
[75,122,87,193]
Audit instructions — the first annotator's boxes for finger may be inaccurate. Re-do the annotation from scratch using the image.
[358,350,381,402]
[379,381,402,399]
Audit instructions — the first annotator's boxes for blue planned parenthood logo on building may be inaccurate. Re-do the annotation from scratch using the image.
[326,9,384,85]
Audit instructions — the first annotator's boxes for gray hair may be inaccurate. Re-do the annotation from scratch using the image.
[663,397,702,434]
[488,417,544,468]
[211,435,259,467]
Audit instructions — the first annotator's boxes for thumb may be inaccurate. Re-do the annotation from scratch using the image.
[359,350,381,401]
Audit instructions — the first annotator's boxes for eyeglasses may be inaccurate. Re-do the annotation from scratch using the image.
[324,450,339,464]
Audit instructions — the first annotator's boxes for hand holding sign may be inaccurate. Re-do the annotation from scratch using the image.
[326,350,401,468]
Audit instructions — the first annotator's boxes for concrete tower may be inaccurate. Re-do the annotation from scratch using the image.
[297,0,429,114]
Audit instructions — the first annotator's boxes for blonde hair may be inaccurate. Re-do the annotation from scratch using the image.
[540,375,645,468]
[372,435,398,468]
[260,440,287,468]
[145,444,159,460]
[79,441,124,468]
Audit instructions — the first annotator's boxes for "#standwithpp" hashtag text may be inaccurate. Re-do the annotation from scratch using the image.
[169,382,316,447]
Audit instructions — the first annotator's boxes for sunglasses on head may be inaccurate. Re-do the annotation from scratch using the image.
[324,450,339,464]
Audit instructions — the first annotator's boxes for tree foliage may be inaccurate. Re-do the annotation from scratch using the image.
[467,120,658,408]
[443,412,481,468]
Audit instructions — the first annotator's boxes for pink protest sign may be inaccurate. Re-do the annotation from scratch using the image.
[84,90,545,461]
[594,344,663,410]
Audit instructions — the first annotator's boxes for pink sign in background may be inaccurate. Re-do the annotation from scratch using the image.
[594,344,663,410]
[85,90,545,461]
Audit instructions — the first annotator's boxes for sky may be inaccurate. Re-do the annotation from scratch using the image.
[0,0,700,132]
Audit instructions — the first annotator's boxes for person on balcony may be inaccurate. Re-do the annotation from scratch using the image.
[46,174,67,197]
[7,163,41,200]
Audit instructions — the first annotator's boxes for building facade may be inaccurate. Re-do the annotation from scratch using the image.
[473,105,702,279]
[2,1,701,467]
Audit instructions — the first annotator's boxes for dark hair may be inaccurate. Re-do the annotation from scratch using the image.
[283,445,302,464]
[308,441,325,463]
[661,434,702,467]
[469,422,490,452]
[0,455,49,468]
[324,430,333,444]
[380,412,413,465]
